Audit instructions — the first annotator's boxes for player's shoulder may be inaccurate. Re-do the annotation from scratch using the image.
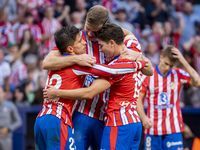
[124,38,141,52]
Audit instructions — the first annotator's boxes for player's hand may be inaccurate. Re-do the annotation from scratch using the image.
[171,47,186,64]
[0,128,9,137]
[142,116,153,129]
[76,54,96,67]
[119,48,141,61]
[43,85,58,100]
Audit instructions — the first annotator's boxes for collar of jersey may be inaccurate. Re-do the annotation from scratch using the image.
[62,54,71,56]
[113,54,120,60]
[83,30,98,43]
[156,65,171,77]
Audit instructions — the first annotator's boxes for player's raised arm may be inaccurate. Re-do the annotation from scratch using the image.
[42,50,96,70]
[171,47,200,87]
[43,78,111,100]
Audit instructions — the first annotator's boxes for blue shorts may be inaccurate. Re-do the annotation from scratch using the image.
[72,111,104,150]
[100,122,142,150]
[34,115,76,150]
[144,133,183,150]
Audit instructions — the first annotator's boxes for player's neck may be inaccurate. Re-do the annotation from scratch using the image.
[113,44,125,57]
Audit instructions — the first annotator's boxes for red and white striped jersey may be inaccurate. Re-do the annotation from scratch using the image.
[37,64,85,128]
[17,0,39,18]
[10,63,27,87]
[39,17,61,55]
[140,66,191,135]
[124,38,141,52]
[0,22,15,47]
[104,58,145,126]
[38,54,143,127]
[51,32,142,121]
[75,30,106,120]
[17,24,42,42]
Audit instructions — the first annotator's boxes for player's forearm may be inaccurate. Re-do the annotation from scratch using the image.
[140,55,154,76]
[56,88,94,100]
[83,60,145,77]
[42,51,77,70]
[57,79,110,100]
[137,94,147,120]
[182,60,200,87]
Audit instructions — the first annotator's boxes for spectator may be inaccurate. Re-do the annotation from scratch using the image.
[0,48,11,95]
[74,0,87,22]
[145,41,160,66]
[39,5,61,56]
[18,29,38,58]
[23,80,35,104]
[183,35,200,74]
[0,0,16,48]
[9,53,38,90]
[0,0,17,21]
[183,123,200,150]
[140,25,152,52]
[144,0,168,26]
[0,86,22,150]
[33,75,46,105]
[71,11,84,29]
[12,86,29,107]
[33,57,48,90]
[116,0,145,24]
[17,0,39,20]
[54,0,71,26]
[109,8,134,33]
[17,12,42,45]
[149,21,164,50]
[179,1,200,53]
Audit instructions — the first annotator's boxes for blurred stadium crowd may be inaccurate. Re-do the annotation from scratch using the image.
[0,0,200,110]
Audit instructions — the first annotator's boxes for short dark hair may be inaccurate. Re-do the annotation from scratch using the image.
[95,23,124,45]
[24,12,33,18]
[161,45,178,62]
[54,26,80,54]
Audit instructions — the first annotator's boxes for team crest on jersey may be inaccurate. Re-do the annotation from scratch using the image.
[170,82,177,90]
[119,101,130,107]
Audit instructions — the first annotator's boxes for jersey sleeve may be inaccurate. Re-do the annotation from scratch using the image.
[177,68,191,86]
[51,46,59,51]
[104,75,125,85]
[72,60,146,77]
[124,39,142,52]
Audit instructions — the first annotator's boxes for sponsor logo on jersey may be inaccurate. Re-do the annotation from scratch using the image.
[119,101,130,107]
[155,92,174,109]
[166,141,183,148]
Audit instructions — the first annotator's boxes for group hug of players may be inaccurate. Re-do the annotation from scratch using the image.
[34,5,200,150]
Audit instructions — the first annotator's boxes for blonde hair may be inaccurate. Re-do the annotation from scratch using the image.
[86,5,109,28]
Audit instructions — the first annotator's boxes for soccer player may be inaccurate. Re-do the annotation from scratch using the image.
[44,23,147,150]
[137,45,200,150]
[42,5,153,150]
[35,26,146,150]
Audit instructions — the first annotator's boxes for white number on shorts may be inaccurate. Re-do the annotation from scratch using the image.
[69,137,75,150]
[146,136,151,147]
